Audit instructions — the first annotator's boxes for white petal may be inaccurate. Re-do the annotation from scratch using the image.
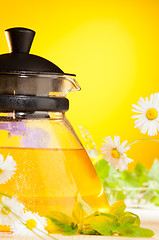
[114,136,120,146]
[132,109,144,113]
[108,158,118,168]
[147,121,158,136]
[134,117,146,128]
[122,146,130,152]
[137,99,147,108]
[132,104,143,112]
[125,157,134,163]
[145,97,149,103]
[120,140,128,148]
[139,97,145,104]
[132,114,142,119]
[153,93,159,105]
[150,94,154,103]
[140,122,149,134]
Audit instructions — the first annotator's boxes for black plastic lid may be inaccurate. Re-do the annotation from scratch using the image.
[0,27,75,76]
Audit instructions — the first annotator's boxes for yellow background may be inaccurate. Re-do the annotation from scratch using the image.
[0,0,159,169]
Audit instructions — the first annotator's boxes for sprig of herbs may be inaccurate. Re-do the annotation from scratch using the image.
[47,200,154,237]
[94,158,159,206]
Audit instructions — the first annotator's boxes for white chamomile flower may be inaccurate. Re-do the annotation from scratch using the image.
[101,136,133,171]
[14,211,47,236]
[132,93,159,136]
[0,196,24,226]
[0,154,17,184]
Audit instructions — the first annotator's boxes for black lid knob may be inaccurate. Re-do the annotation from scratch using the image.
[5,27,35,53]
[0,27,75,75]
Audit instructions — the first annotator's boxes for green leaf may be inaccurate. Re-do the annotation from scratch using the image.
[109,200,126,217]
[94,159,110,179]
[118,211,140,227]
[118,225,154,237]
[83,212,99,225]
[150,195,159,206]
[49,217,78,235]
[48,217,66,230]
[47,211,78,235]
[46,218,63,234]
[115,190,126,201]
[48,211,72,225]
[142,190,155,202]
[89,215,118,235]
[134,162,146,177]
[148,159,159,182]
[100,212,118,222]
[120,171,138,187]
[82,229,97,235]
[119,215,135,226]
[63,223,78,235]
[133,212,140,226]
[134,162,148,186]
[72,202,84,224]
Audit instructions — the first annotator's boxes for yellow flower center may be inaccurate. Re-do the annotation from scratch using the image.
[111,149,120,159]
[0,169,4,174]
[26,219,37,230]
[146,108,158,120]
[1,206,10,215]
[0,225,11,232]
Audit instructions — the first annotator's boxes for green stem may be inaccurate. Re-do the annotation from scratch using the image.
[127,139,159,147]
[0,192,12,198]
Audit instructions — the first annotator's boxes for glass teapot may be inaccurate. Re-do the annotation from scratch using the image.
[0,28,109,223]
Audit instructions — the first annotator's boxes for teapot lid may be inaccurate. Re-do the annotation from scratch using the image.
[0,27,75,76]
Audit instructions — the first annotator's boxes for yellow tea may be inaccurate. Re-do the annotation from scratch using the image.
[0,147,109,216]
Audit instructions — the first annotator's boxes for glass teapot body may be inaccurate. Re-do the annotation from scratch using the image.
[0,28,109,235]
[0,110,109,216]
